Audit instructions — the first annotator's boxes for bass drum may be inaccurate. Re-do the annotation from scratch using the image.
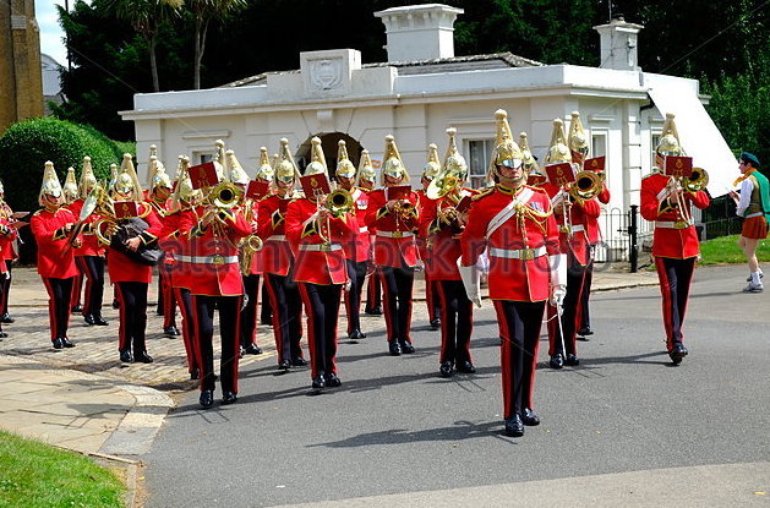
[110,217,162,266]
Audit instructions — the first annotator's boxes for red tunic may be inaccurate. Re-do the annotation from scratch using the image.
[68,198,105,258]
[640,172,710,259]
[583,185,610,245]
[30,207,79,279]
[542,182,599,266]
[0,202,17,262]
[419,189,477,281]
[285,198,358,285]
[107,203,164,284]
[257,195,295,276]
[365,188,420,268]
[178,206,250,296]
[342,188,371,263]
[461,185,560,302]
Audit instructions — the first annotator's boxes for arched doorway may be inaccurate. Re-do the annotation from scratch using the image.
[295,132,365,180]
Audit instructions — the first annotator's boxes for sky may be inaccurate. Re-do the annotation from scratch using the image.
[36,0,82,66]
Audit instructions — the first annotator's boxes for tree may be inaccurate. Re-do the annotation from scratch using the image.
[106,0,184,92]
[187,0,247,89]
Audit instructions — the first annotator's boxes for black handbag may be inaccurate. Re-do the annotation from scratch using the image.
[111,217,163,266]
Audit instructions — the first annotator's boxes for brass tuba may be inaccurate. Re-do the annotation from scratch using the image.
[569,170,602,203]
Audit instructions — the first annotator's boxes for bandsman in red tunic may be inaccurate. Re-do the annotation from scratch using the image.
[541,117,601,369]
[358,151,383,316]
[336,140,370,342]
[30,161,79,349]
[68,157,108,327]
[258,139,306,371]
[365,135,421,356]
[421,128,478,378]
[63,167,85,315]
[179,147,251,408]
[460,109,562,437]
[416,143,442,330]
[0,180,19,328]
[286,138,358,392]
[640,113,710,365]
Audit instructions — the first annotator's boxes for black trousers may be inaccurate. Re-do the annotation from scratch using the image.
[344,259,367,334]
[547,259,587,357]
[42,277,73,341]
[116,281,149,353]
[241,274,261,348]
[1,260,11,315]
[380,263,414,344]
[654,256,696,351]
[265,272,303,364]
[437,279,474,365]
[75,256,105,318]
[192,295,242,393]
[365,268,382,311]
[260,282,272,322]
[495,300,545,420]
[579,251,595,331]
[174,287,198,374]
[298,283,341,379]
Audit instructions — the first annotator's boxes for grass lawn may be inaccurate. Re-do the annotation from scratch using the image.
[699,235,770,265]
[0,430,124,507]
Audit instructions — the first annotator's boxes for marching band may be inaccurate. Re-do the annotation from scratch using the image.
[7,108,728,437]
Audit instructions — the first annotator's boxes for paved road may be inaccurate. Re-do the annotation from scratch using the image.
[143,265,770,507]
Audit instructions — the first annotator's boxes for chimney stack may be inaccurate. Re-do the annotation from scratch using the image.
[593,18,643,71]
[374,4,463,63]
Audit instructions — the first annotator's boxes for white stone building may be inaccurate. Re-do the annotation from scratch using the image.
[120,3,736,234]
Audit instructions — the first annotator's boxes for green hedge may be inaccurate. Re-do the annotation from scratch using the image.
[0,117,127,214]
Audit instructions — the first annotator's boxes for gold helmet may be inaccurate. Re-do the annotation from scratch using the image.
[79,156,97,198]
[568,111,589,162]
[254,147,274,182]
[443,127,468,182]
[108,163,119,193]
[356,149,377,186]
[545,118,572,164]
[489,109,524,179]
[519,132,539,172]
[226,149,250,185]
[381,135,409,184]
[213,139,227,182]
[172,155,200,205]
[305,136,328,177]
[335,140,357,180]
[38,161,63,204]
[274,138,298,185]
[422,143,441,182]
[115,153,142,200]
[150,156,172,190]
[63,166,79,203]
[145,144,166,188]
[656,113,683,156]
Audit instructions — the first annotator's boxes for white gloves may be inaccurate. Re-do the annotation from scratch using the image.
[457,258,482,308]
[549,253,567,308]
[550,285,566,308]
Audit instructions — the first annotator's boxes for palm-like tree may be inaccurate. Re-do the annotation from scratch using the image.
[188,0,247,89]
[107,0,184,92]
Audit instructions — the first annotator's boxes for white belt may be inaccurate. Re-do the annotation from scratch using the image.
[176,254,238,265]
[359,226,369,234]
[299,243,342,252]
[376,231,414,239]
[745,212,763,219]
[559,224,585,234]
[266,235,286,242]
[572,225,585,233]
[488,246,547,260]
[656,219,693,230]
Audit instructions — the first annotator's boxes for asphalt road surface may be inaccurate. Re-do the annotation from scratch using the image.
[143,265,770,506]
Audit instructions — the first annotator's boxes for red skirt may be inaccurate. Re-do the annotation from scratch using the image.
[742,216,768,239]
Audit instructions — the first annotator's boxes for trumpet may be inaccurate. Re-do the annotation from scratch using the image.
[568,170,602,204]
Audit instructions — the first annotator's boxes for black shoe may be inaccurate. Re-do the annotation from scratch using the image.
[311,376,325,394]
[93,315,108,326]
[399,340,415,354]
[243,343,263,355]
[292,357,308,367]
[348,329,365,342]
[84,314,95,326]
[52,338,63,350]
[199,390,214,409]
[60,337,75,348]
[190,367,200,380]
[439,361,454,378]
[670,343,688,365]
[549,353,564,369]
[112,300,119,309]
[163,326,179,337]
[0,331,7,339]
[388,341,401,356]
[521,408,540,426]
[119,349,133,363]
[0,313,14,324]
[324,373,341,388]
[456,360,476,374]
[577,327,594,336]
[430,318,441,330]
[365,306,383,315]
[134,351,154,363]
[504,414,525,437]
[222,391,237,405]
[279,359,291,371]
[71,304,82,314]
[564,354,579,366]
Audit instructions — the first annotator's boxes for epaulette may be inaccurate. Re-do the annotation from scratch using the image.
[32,209,43,217]
[471,187,494,201]
[528,184,548,194]
[643,167,663,179]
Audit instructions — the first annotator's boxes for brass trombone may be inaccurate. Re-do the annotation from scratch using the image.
[568,170,602,204]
